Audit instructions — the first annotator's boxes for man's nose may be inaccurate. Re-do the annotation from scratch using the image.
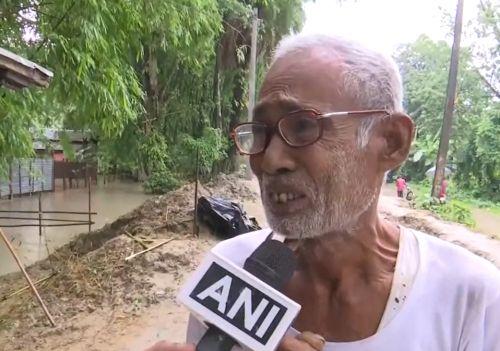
[260,134,297,175]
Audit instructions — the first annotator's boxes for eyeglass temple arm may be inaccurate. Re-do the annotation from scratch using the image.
[320,112,350,118]
[320,110,389,119]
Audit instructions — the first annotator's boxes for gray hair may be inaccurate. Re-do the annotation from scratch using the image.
[272,34,403,148]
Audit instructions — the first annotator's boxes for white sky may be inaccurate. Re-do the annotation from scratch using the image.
[302,0,480,55]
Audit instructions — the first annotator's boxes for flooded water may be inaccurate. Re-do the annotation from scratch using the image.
[0,181,152,276]
[471,208,500,240]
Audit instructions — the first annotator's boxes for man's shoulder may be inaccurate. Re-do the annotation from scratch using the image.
[211,228,272,267]
[413,228,500,300]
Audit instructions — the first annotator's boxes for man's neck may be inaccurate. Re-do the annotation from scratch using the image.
[283,204,401,341]
[287,204,400,280]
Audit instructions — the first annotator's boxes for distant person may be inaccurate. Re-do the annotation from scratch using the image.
[396,176,407,198]
[439,178,448,203]
[405,186,414,201]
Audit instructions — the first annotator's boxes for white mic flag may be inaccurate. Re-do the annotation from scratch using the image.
[178,249,301,351]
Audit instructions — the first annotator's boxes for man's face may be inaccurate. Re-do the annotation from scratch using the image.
[250,51,381,239]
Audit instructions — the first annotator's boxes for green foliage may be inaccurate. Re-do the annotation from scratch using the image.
[471,0,499,97]
[0,0,306,186]
[411,180,476,227]
[419,199,476,228]
[139,132,172,174]
[96,123,141,176]
[143,170,180,195]
[0,91,35,178]
[395,34,499,198]
[58,132,76,161]
[177,127,229,178]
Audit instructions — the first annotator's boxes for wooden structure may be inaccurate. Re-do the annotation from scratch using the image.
[54,162,97,189]
[0,47,53,89]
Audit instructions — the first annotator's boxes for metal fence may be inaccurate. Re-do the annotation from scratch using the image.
[0,158,54,199]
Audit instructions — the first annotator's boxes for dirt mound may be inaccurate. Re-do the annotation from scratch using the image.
[0,173,257,350]
[0,234,213,350]
[68,173,256,255]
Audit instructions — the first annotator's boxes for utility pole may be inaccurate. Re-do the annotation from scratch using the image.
[247,8,259,122]
[431,0,465,198]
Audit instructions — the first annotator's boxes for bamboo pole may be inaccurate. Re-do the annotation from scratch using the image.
[0,217,92,222]
[88,176,92,233]
[247,8,259,122]
[0,222,95,228]
[0,227,56,327]
[0,210,97,214]
[124,231,148,249]
[124,238,177,261]
[193,147,200,237]
[1,273,56,301]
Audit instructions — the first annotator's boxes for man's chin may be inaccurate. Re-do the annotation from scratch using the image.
[265,213,324,240]
[265,209,361,239]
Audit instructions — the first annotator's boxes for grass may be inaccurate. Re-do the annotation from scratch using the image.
[456,198,500,216]
[408,181,477,228]
[409,180,500,213]
[404,180,500,239]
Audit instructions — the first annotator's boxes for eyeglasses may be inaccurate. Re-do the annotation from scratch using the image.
[230,109,389,155]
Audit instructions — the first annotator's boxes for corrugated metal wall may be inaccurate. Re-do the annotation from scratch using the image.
[0,178,9,197]
[0,158,54,198]
[10,161,20,196]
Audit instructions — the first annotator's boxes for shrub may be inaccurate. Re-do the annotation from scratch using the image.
[176,127,229,178]
[143,170,180,194]
[418,198,476,227]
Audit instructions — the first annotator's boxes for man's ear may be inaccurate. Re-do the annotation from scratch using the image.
[376,112,415,172]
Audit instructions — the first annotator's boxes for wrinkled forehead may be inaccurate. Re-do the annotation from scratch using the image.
[253,94,306,120]
[256,50,359,119]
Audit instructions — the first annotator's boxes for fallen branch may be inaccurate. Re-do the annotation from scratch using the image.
[124,230,148,249]
[125,238,177,261]
[1,273,56,301]
[0,228,57,327]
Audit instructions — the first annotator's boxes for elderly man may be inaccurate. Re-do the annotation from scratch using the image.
[146,34,500,351]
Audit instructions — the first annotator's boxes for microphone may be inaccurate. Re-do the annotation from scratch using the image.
[178,236,300,351]
[196,239,297,350]
[244,239,297,290]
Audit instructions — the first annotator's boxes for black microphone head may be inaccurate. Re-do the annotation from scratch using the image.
[243,239,297,290]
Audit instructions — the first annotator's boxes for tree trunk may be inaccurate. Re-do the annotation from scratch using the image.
[229,70,246,171]
[145,42,159,128]
[140,40,160,177]
[212,38,223,130]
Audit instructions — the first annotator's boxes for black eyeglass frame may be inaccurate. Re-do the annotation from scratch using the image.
[230,109,390,155]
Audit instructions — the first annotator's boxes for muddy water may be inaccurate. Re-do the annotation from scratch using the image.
[471,208,500,240]
[0,181,152,276]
